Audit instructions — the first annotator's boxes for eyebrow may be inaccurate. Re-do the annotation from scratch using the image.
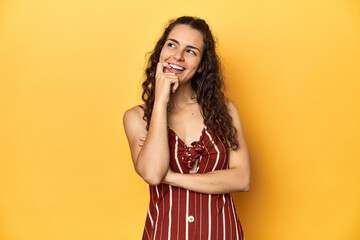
[168,38,201,53]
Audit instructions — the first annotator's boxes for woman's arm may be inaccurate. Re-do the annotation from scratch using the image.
[123,104,169,186]
[161,101,251,194]
[123,62,179,186]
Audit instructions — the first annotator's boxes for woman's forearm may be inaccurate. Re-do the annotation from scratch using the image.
[136,102,170,185]
[164,167,251,194]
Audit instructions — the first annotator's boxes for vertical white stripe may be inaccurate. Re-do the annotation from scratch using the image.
[159,185,165,240]
[175,136,181,240]
[227,198,233,240]
[205,131,220,171]
[145,225,150,239]
[230,197,240,240]
[219,136,227,170]
[196,156,202,172]
[200,194,202,240]
[194,192,197,238]
[202,147,211,173]
[216,195,219,239]
[177,189,180,240]
[174,136,183,173]
[208,194,211,240]
[168,186,172,240]
[148,208,154,226]
[150,187,156,208]
[153,186,160,240]
[149,187,155,227]
[185,189,189,240]
[222,194,226,240]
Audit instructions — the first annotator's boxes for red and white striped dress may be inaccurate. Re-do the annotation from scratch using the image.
[142,126,244,240]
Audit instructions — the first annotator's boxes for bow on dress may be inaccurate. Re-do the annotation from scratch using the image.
[180,141,207,169]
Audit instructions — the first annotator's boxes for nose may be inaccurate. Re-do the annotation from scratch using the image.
[174,49,184,61]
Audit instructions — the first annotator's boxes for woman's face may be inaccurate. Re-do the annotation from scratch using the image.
[159,24,204,84]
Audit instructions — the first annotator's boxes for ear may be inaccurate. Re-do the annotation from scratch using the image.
[197,65,203,73]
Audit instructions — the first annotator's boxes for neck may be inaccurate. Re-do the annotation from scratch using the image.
[168,81,197,110]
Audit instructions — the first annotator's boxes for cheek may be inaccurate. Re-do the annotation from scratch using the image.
[159,53,164,62]
[191,59,202,70]
[159,49,170,62]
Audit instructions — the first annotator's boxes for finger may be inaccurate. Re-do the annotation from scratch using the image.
[163,73,177,76]
[172,80,179,93]
[157,74,178,83]
[156,62,169,75]
[162,76,178,81]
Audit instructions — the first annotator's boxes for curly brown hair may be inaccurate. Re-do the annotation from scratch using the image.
[141,16,239,150]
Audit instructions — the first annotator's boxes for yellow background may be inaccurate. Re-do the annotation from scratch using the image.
[1,0,359,239]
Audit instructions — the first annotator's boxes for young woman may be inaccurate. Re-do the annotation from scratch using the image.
[123,16,251,240]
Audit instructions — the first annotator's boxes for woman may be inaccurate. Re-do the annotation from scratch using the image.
[123,16,251,240]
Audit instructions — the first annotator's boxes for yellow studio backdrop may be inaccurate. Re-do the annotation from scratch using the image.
[0,0,359,239]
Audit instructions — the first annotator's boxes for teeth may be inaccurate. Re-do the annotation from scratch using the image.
[169,63,184,70]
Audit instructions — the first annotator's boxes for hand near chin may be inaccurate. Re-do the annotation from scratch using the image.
[155,62,179,104]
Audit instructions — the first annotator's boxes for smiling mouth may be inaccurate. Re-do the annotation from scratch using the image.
[169,63,186,71]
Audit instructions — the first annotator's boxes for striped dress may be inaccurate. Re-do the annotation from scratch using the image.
[142,126,244,240]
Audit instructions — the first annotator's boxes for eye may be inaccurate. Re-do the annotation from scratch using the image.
[187,49,196,56]
[167,43,176,48]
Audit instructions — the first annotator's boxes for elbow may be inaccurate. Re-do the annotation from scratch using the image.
[143,174,162,186]
[242,182,251,192]
[243,177,251,192]
[236,176,251,192]
[135,165,163,186]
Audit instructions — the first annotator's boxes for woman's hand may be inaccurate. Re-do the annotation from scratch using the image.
[138,136,146,147]
[155,62,179,105]
[161,167,175,185]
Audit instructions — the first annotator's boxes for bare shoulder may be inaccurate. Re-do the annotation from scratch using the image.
[225,99,236,110]
[123,105,145,124]
[225,99,241,122]
[123,105,148,165]
[123,105,147,139]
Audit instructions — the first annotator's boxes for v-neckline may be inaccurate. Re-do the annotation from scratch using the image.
[168,126,207,147]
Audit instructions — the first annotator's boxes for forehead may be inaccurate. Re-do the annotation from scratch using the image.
[167,24,204,50]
